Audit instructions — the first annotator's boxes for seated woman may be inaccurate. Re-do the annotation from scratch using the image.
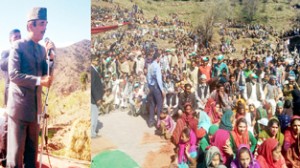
[256,138,287,168]
[234,101,246,119]
[258,117,284,147]
[230,117,257,154]
[253,107,268,137]
[197,125,219,166]
[211,110,235,167]
[286,132,300,168]
[203,98,222,125]
[204,146,226,168]
[177,127,197,168]
[283,115,300,155]
[196,111,212,140]
[275,101,291,133]
[247,103,257,135]
[231,145,260,168]
[172,103,198,145]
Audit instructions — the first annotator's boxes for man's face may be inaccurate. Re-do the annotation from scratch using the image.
[292,119,300,135]
[185,86,191,94]
[10,32,21,42]
[200,78,206,84]
[230,76,235,82]
[239,62,244,68]
[30,20,47,42]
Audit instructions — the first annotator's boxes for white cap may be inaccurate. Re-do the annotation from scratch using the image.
[200,74,207,79]
[257,118,269,126]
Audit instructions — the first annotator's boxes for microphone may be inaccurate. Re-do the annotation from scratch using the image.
[44,37,55,57]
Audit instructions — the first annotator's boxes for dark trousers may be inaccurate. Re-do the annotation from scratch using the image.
[148,85,163,124]
[4,86,8,106]
[7,116,39,168]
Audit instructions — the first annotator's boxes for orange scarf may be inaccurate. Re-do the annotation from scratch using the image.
[231,123,250,148]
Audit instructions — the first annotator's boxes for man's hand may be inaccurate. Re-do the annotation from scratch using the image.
[162,91,166,98]
[45,41,56,60]
[41,76,52,88]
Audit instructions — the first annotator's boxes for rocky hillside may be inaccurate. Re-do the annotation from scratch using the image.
[52,39,91,95]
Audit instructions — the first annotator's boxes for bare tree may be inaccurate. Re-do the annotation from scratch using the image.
[194,0,231,47]
[242,0,259,22]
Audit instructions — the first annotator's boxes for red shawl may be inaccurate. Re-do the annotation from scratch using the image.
[257,138,285,168]
[172,112,198,145]
[204,98,220,124]
[231,119,250,149]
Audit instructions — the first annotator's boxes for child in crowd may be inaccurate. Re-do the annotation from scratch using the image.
[231,145,260,168]
[177,127,197,168]
[157,109,175,139]
[205,146,226,168]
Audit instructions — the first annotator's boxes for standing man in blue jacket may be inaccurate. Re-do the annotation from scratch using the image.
[147,52,165,128]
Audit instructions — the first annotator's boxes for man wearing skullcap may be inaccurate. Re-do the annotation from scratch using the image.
[243,73,265,108]
[283,74,299,102]
[212,54,228,78]
[195,74,210,110]
[6,7,56,167]
[199,57,211,82]
[264,75,283,115]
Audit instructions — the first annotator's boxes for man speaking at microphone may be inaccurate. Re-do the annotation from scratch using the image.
[7,7,55,168]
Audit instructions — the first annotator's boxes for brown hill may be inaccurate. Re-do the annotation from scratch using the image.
[52,39,91,95]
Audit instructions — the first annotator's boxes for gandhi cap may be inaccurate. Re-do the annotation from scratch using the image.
[27,7,47,22]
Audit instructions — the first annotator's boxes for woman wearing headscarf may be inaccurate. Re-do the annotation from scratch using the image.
[211,110,235,167]
[253,107,268,137]
[204,146,227,168]
[258,117,284,147]
[231,145,260,168]
[235,101,246,119]
[230,117,257,154]
[196,111,212,139]
[172,103,198,145]
[283,115,300,155]
[219,109,234,131]
[197,125,219,167]
[275,101,291,133]
[177,127,197,168]
[256,138,287,168]
[203,98,222,124]
[286,133,300,168]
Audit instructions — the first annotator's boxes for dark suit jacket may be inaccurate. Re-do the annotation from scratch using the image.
[0,50,10,105]
[0,50,9,86]
[7,38,50,122]
[91,65,103,104]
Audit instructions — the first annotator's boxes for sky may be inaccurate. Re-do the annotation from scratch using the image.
[0,0,90,51]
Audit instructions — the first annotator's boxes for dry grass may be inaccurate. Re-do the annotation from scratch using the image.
[65,118,91,161]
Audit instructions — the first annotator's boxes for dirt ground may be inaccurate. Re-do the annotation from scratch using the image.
[92,110,177,168]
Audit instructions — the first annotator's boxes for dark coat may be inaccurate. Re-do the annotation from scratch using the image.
[91,65,104,104]
[0,50,10,105]
[7,38,49,122]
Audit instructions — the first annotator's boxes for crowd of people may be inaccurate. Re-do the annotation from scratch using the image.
[92,2,300,168]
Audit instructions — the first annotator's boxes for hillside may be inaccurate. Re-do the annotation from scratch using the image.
[53,39,91,95]
[92,0,300,59]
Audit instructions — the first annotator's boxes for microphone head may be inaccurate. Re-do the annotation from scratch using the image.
[44,37,50,43]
